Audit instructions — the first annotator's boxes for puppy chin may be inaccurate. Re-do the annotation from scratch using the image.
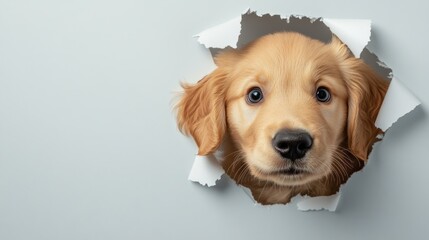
[267,173,323,187]
[265,168,325,187]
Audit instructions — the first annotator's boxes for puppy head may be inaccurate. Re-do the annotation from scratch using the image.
[177,32,388,187]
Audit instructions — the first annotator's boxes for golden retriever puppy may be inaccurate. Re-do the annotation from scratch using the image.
[176,32,389,204]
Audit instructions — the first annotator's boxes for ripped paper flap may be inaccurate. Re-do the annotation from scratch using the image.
[322,19,371,57]
[195,16,241,49]
[375,77,420,131]
[296,193,341,212]
[188,155,224,187]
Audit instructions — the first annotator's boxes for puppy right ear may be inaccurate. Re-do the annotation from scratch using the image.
[330,35,389,160]
[176,67,229,155]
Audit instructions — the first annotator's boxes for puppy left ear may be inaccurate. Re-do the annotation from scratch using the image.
[175,67,229,155]
[330,36,389,160]
[176,49,238,155]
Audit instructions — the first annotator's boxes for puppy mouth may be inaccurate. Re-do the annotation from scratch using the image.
[253,165,316,186]
[273,167,308,175]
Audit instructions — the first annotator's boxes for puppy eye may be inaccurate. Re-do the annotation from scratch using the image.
[315,87,331,103]
[247,87,264,104]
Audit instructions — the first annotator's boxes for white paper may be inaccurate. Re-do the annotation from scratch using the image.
[186,9,420,212]
[194,16,242,49]
[296,193,341,212]
[188,155,224,187]
[322,19,372,57]
[375,77,421,131]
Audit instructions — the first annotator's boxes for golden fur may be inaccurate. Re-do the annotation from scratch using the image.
[176,32,389,204]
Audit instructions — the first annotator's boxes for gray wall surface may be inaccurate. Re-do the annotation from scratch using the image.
[0,0,427,239]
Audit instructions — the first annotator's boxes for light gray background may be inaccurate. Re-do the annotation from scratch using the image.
[0,0,427,239]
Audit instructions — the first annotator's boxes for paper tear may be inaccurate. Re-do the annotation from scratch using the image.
[296,193,341,212]
[185,9,420,212]
[375,77,421,131]
[322,19,371,57]
[194,16,242,49]
[188,155,225,187]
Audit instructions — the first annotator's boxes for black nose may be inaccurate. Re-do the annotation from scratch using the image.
[272,129,313,161]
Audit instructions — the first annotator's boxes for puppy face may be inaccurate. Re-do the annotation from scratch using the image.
[177,32,388,192]
[225,34,349,186]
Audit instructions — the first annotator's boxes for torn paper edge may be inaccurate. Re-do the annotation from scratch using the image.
[188,155,224,187]
[375,77,421,131]
[240,186,341,211]
[194,16,241,49]
[322,19,371,57]
[194,8,249,49]
[296,193,341,212]
[187,9,421,211]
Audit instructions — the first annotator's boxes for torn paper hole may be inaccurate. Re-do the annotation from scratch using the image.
[181,9,420,211]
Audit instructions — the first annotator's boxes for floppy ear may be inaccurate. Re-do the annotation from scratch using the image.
[330,36,389,160]
[176,67,229,155]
